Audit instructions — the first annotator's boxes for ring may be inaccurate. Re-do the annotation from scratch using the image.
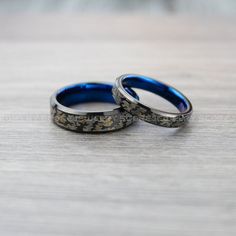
[50,82,137,133]
[112,74,193,128]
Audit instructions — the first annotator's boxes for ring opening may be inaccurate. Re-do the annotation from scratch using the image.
[122,75,190,113]
[57,83,138,107]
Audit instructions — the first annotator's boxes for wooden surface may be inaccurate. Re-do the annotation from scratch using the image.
[0,14,236,236]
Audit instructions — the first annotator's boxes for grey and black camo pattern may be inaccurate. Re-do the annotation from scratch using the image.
[51,105,136,133]
[112,86,192,128]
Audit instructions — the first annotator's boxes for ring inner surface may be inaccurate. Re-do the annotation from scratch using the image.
[57,83,138,108]
[122,76,189,113]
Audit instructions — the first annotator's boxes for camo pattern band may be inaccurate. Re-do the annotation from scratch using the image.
[112,74,193,128]
[50,105,135,133]
[50,82,136,133]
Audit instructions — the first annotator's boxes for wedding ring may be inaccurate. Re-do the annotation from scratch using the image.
[50,82,137,133]
[112,74,193,128]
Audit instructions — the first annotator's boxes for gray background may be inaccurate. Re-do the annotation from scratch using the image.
[0,1,236,236]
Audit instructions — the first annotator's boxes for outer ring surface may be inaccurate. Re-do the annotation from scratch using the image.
[50,82,136,133]
[112,74,193,128]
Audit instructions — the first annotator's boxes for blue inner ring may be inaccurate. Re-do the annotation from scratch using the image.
[57,82,138,107]
[122,75,190,113]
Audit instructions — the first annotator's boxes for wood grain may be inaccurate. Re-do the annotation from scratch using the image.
[0,14,235,236]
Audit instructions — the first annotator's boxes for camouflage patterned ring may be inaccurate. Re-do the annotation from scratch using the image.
[50,82,137,133]
[112,74,193,128]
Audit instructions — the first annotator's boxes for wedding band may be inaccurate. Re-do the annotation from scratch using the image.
[50,82,137,133]
[112,74,193,128]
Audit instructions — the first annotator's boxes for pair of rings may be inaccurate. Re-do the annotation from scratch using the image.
[50,74,193,133]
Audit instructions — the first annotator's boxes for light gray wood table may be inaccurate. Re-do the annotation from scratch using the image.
[0,14,235,236]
